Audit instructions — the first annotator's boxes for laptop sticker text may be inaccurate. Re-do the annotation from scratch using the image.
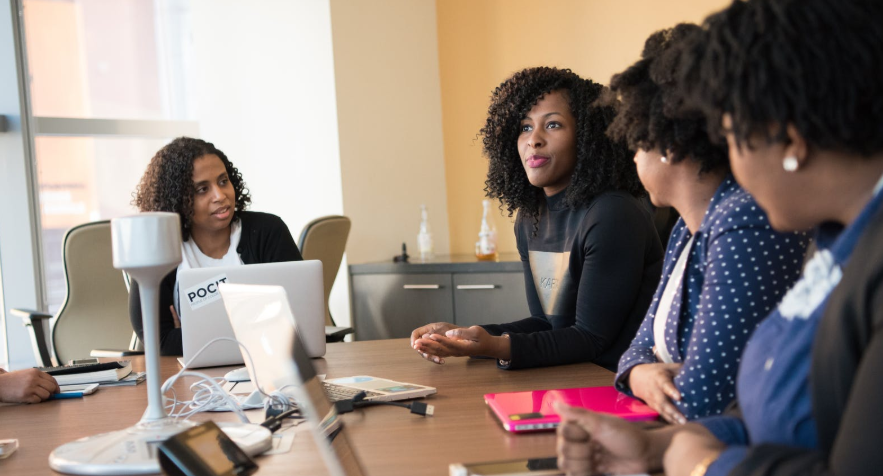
[183,274,229,310]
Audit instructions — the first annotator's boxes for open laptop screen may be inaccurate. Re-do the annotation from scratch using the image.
[288,316,365,476]
[220,283,366,476]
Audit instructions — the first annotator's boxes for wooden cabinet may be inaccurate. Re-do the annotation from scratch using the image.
[350,254,530,340]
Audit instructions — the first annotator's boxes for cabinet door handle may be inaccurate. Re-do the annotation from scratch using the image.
[403,284,441,290]
[456,284,496,290]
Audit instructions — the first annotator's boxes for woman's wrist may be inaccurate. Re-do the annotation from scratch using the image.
[494,334,512,361]
[689,453,721,476]
[643,425,683,472]
[627,363,647,394]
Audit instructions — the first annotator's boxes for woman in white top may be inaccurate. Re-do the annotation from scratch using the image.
[128,137,302,355]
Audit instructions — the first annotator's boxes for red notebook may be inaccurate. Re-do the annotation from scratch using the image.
[484,386,658,433]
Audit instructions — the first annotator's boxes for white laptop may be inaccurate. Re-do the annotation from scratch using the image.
[219,283,436,404]
[175,260,326,368]
[221,283,368,476]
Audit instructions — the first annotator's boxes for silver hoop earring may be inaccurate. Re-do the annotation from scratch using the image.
[660,156,668,164]
[783,156,799,172]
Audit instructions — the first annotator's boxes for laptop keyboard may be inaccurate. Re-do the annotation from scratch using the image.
[323,382,382,402]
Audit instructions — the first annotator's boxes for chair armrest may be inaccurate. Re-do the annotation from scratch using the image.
[10,308,54,367]
[9,308,53,325]
[325,326,354,343]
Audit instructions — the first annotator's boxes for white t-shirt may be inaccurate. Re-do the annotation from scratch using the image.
[173,221,243,315]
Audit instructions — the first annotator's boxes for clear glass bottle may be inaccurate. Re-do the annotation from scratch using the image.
[475,199,498,261]
[417,204,434,261]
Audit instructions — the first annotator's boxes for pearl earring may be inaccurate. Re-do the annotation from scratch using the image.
[782,156,799,172]
[660,156,668,164]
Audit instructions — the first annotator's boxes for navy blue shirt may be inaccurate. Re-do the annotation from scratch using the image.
[616,177,809,419]
[700,178,883,476]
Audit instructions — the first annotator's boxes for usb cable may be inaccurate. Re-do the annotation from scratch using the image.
[334,391,435,417]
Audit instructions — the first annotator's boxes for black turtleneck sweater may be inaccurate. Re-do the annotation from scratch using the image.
[481,190,663,371]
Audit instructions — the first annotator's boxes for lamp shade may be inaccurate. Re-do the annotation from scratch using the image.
[111,212,182,279]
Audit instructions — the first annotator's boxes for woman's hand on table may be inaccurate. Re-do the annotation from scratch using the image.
[411,325,510,363]
[629,362,686,424]
[0,368,60,404]
[411,322,460,363]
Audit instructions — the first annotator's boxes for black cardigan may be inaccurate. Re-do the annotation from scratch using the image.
[128,211,303,355]
[730,204,883,476]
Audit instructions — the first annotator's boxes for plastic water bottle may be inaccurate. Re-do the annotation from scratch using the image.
[475,199,498,261]
[417,204,434,261]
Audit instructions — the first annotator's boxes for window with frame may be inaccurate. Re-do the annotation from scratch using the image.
[22,0,198,312]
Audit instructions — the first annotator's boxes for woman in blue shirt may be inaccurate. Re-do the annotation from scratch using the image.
[555,1,883,476]
[607,24,808,423]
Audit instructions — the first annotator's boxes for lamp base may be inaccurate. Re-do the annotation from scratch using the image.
[49,419,271,475]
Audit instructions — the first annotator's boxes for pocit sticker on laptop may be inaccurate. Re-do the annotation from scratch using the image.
[183,274,229,310]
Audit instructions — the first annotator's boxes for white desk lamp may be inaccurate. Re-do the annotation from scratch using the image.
[49,213,195,474]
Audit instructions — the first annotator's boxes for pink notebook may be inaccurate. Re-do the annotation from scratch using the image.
[484,386,659,433]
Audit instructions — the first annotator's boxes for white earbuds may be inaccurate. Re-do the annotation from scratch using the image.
[783,156,799,172]
[660,156,669,164]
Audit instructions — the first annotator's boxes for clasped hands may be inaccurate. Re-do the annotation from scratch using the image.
[555,401,724,476]
[409,322,510,364]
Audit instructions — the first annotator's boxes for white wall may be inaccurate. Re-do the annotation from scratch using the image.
[330,0,450,264]
[190,0,351,325]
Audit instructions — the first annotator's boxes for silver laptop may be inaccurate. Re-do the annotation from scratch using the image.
[219,283,436,404]
[175,260,326,368]
[221,283,371,476]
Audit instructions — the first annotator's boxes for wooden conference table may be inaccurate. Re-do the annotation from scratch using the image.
[0,339,613,475]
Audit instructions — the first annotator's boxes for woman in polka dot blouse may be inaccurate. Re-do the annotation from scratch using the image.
[604,24,809,423]
[556,1,883,475]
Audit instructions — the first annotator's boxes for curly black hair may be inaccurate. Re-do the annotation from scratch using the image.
[133,137,252,241]
[481,67,643,220]
[679,0,883,156]
[606,23,729,174]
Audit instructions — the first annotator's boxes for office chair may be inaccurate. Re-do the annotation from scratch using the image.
[298,215,354,343]
[11,221,143,367]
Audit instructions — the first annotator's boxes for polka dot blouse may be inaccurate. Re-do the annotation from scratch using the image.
[615,177,811,420]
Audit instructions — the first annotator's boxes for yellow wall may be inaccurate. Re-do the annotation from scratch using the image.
[331,0,451,264]
[437,0,730,255]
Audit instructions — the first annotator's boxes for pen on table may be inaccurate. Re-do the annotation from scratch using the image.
[48,392,84,400]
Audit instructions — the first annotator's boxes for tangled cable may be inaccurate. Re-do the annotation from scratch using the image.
[160,337,296,423]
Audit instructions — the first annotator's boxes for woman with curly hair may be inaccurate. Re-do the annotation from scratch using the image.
[129,137,302,355]
[410,67,664,371]
[556,1,883,475]
[609,24,808,424]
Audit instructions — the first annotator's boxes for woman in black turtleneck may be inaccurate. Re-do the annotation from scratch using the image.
[411,67,663,371]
